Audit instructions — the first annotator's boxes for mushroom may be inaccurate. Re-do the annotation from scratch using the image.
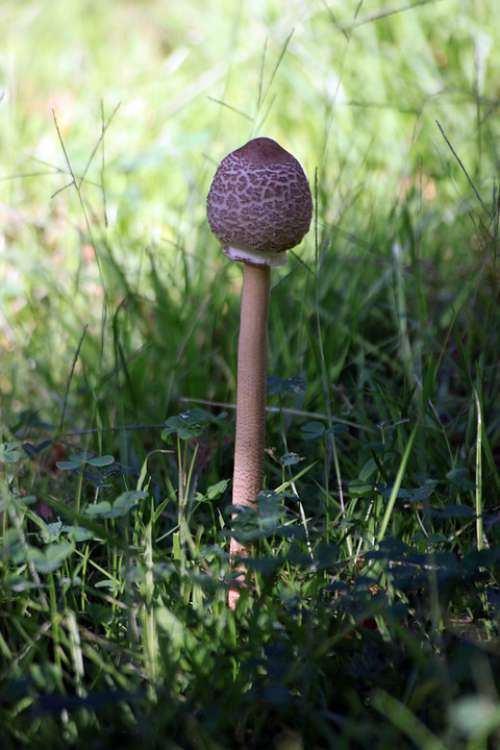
[207,137,312,608]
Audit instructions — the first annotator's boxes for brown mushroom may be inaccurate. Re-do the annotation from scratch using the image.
[207,137,312,609]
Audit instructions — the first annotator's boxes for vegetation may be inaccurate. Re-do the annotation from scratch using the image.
[1,1,499,747]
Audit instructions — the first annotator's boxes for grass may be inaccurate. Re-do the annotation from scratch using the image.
[1,0,499,747]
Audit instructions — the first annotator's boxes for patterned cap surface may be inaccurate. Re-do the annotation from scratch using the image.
[207,138,312,256]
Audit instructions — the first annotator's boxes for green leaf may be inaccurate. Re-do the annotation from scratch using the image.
[33,542,74,573]
[112,490,145,516]
[300,421,325,441]
[172,531,182,561]
[19,495,38,506]
[268,374,306,396]
[57,459,83,471]
[205,479,230,501]
[231,491,288,542]
[84,491,145,519]
[62,525,95,542]
[95,579,115,589]
[1,529,24,559]
[87,455,115,468]
[378,480,437,502]
[162,408,215,441]
[45,521,64,543]
[446,467,475,489]
[57,453,114,471]
[347,480,373,497]
[84,501,114,518]
[359,458,378,481]
[426,504,475,519]
[245,556,284,574]
[280,452,303,467]
[0,442,24,464]
[156,606,185,649]
[377,426,417,542]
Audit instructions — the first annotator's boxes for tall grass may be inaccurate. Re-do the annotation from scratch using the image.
[0,1,499,747]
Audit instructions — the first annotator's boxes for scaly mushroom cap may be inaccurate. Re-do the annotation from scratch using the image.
[207,137,312,266]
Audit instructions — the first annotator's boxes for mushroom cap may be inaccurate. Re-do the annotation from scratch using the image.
[207,137,312,265]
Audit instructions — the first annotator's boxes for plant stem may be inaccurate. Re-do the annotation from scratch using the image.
[229,262,270,609]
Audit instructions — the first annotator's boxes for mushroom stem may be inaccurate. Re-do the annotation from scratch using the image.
[228,261,271,609]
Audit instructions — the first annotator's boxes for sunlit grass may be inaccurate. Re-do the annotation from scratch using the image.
[0,0,499,747]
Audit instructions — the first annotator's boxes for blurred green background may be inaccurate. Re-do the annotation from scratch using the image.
[0,0,498,428]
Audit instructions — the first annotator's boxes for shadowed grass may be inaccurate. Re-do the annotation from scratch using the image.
[0,0,499,748]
